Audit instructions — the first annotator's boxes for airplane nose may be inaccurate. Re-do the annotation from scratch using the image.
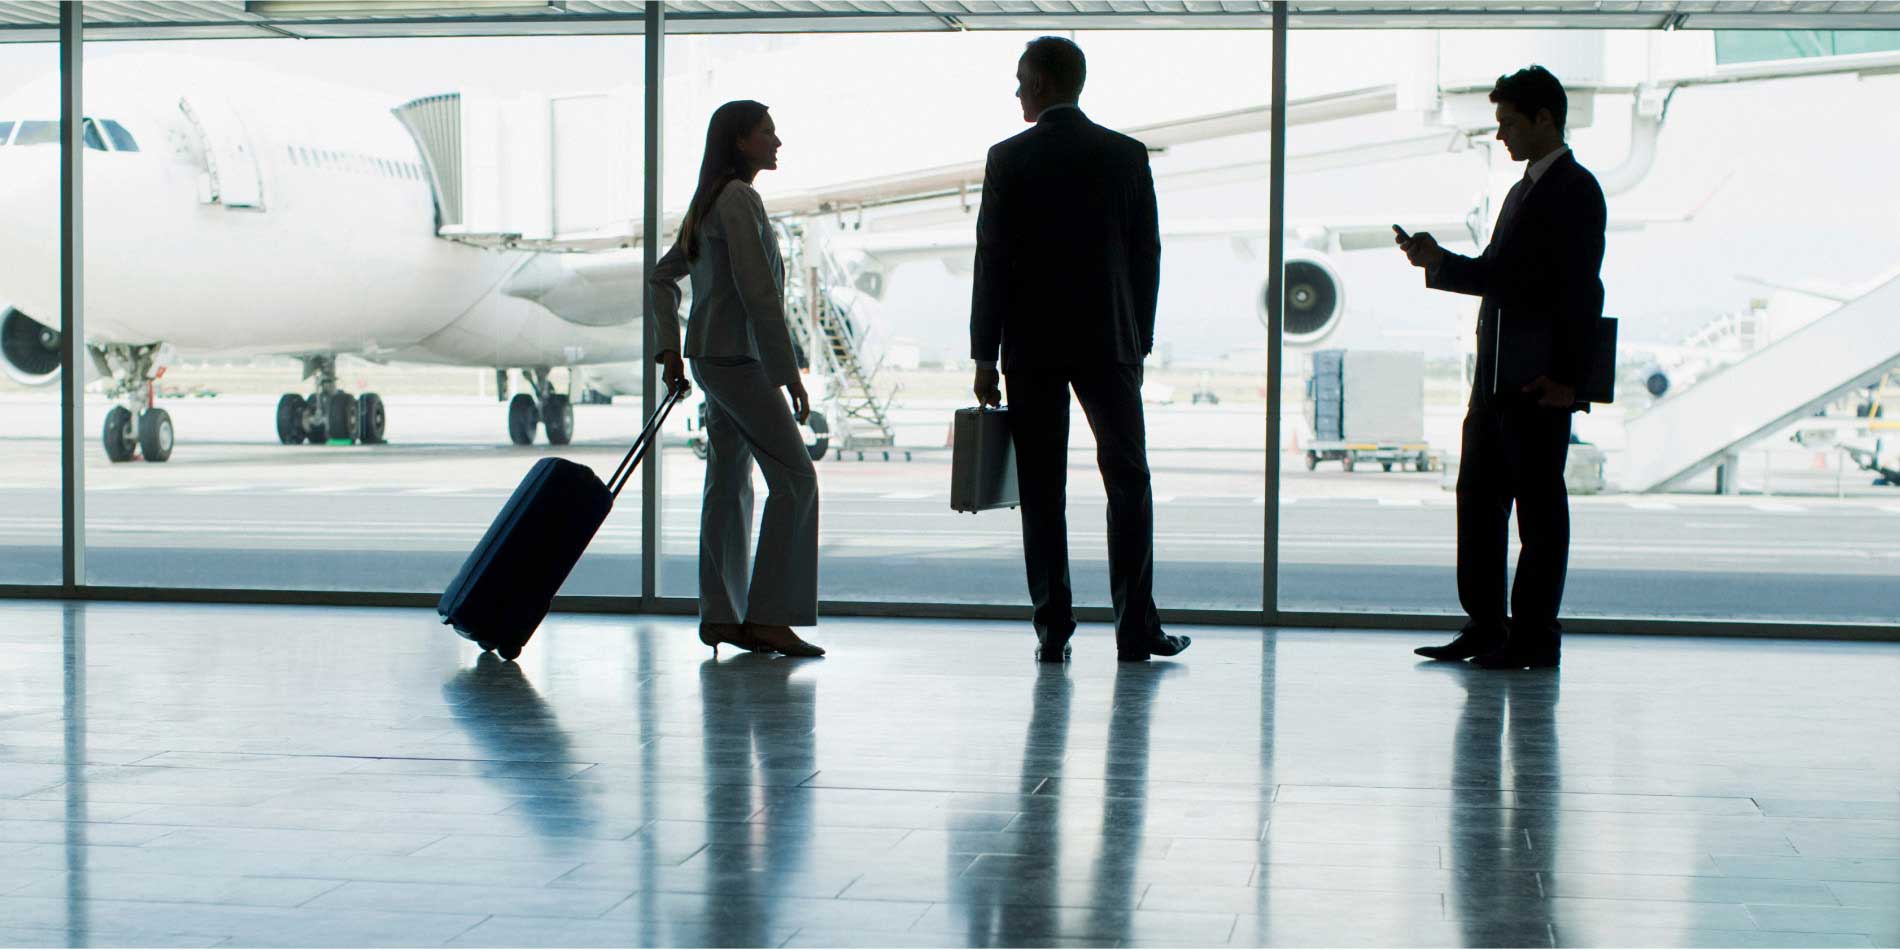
[0,151,62,320]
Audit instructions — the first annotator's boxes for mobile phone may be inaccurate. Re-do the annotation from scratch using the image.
[1392,224,1412,242]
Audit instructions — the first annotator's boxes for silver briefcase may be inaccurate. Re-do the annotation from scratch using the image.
[950,406,1018,513]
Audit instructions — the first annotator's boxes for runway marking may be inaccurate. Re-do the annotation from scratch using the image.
[180,484,250,494]
[286,486,354,495]
[1626,500,1676,511]
[1750,501,1805,513]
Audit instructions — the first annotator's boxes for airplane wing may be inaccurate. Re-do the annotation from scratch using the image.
[760,85,1402,221]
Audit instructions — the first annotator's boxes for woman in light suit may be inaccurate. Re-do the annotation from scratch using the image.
[651,100,824,658]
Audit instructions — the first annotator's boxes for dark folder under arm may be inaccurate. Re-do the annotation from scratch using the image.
[1492,312,1618,405]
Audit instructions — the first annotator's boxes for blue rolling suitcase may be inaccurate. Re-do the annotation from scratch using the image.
[438,388,682,659]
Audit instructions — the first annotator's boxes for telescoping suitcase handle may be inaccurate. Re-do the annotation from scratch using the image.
[605,386,686,502]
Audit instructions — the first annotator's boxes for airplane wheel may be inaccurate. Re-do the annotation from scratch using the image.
[276,394,307,444]
[508,394,538,445]
[137,409,174,463]
[542,394,573,446]
[1342,457,1356,473]
[1381,461,1394,473]
[1305,451,1318,471]
[357,393,386,444]
[102,406,136,463]
[804,411,830,462]
[327,392,359,445]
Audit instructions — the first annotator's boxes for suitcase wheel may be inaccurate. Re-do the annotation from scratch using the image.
[477,641,497,653]
[498,643,523,661]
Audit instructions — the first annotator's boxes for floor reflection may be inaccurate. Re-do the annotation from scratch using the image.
[1449,664,1560,944]
[694,653,819,948]
[63,604,89,946]
[441,651,597,842]
[954,664,1071,946]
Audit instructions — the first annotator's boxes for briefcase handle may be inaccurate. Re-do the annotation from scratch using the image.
[606,386,686,503]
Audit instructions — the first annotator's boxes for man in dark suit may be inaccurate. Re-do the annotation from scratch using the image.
[971,36,1189,664]
[1397,65,1606,670]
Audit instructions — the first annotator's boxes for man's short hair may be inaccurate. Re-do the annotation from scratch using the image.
[1489,65,1567,135]
[1022,36,1086,101]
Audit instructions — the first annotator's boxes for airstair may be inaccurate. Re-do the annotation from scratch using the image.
[780,223,902,460]
[1621,269,1900,492]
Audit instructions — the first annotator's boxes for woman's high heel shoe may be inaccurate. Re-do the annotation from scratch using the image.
[699,622,765,656]
[743,623,826,657]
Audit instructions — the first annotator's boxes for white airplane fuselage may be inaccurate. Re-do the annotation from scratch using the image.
[0,57,642,371]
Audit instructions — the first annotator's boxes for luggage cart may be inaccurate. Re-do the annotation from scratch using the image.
[1304,441,1437,473]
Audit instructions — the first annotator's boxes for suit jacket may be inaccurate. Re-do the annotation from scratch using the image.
[970,107,1161,373]
[1428,150,1606,409]
[649,180,801,386]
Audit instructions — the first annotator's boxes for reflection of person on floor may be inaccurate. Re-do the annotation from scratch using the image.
[1087,663,1173,937]
[441,652,596,842]
[1402,65,1604,671]
[651,99,824,659]
[1447,664,1559,943]
[696,653,819,949]
[954,664,1071,946]
[969,36,1188,665]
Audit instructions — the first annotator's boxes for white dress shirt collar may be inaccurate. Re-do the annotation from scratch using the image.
[1526,144,1571,184]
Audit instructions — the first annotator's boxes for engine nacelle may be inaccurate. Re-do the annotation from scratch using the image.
[1,308,61,387]
[1644,367,1671,398]
[1259,251,1346,346]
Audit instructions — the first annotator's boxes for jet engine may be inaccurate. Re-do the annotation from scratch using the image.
[1,308,61,387]
[1259,250,1346,346]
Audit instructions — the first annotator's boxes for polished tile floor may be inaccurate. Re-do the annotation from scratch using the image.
[0,601,1895,948]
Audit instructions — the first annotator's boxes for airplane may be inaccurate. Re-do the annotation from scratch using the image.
[4,42,1893,465]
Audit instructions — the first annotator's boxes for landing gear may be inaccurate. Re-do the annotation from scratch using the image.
[508,393,539,445]
[94,343,174,463]
[357,393,386,444]
[102,406,136,463]
[504,367,577,447]
[543,394,573,446]
[276,355,382,447]
[276,394,307,445]
[803,410,829,462]
[138,408,173,463]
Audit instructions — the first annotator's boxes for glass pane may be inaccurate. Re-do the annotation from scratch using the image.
[1279,27,1900,625]
[657,30,1269,611]
[79,36,647,595]
[0,42,61,585]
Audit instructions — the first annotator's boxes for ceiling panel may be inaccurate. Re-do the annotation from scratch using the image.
[0,0,1895,42]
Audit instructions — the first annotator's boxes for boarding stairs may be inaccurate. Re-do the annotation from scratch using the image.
[1621,269,1900,492]
[780,224,901,459]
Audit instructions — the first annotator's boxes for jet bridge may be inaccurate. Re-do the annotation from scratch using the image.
[1621,269,1900,493]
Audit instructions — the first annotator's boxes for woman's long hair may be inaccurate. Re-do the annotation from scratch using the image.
[677,100,771,262]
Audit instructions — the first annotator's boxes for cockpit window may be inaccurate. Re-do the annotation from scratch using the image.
[13,121,58,146]
[101,119,138,152]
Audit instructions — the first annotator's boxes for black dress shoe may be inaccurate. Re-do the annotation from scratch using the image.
[1035,641,1073,663]
[1471,649,1559,670]
[1415,630,1504,662]
[1118,633,1190,662]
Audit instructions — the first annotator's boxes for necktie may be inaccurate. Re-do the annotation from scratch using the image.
[1491,169,1534,243]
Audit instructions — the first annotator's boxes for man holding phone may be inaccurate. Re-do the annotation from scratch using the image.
[1394,65,1606,671]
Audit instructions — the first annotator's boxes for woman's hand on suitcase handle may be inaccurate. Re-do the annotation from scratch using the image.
[786,377,811,424]
[660,351,691,397]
